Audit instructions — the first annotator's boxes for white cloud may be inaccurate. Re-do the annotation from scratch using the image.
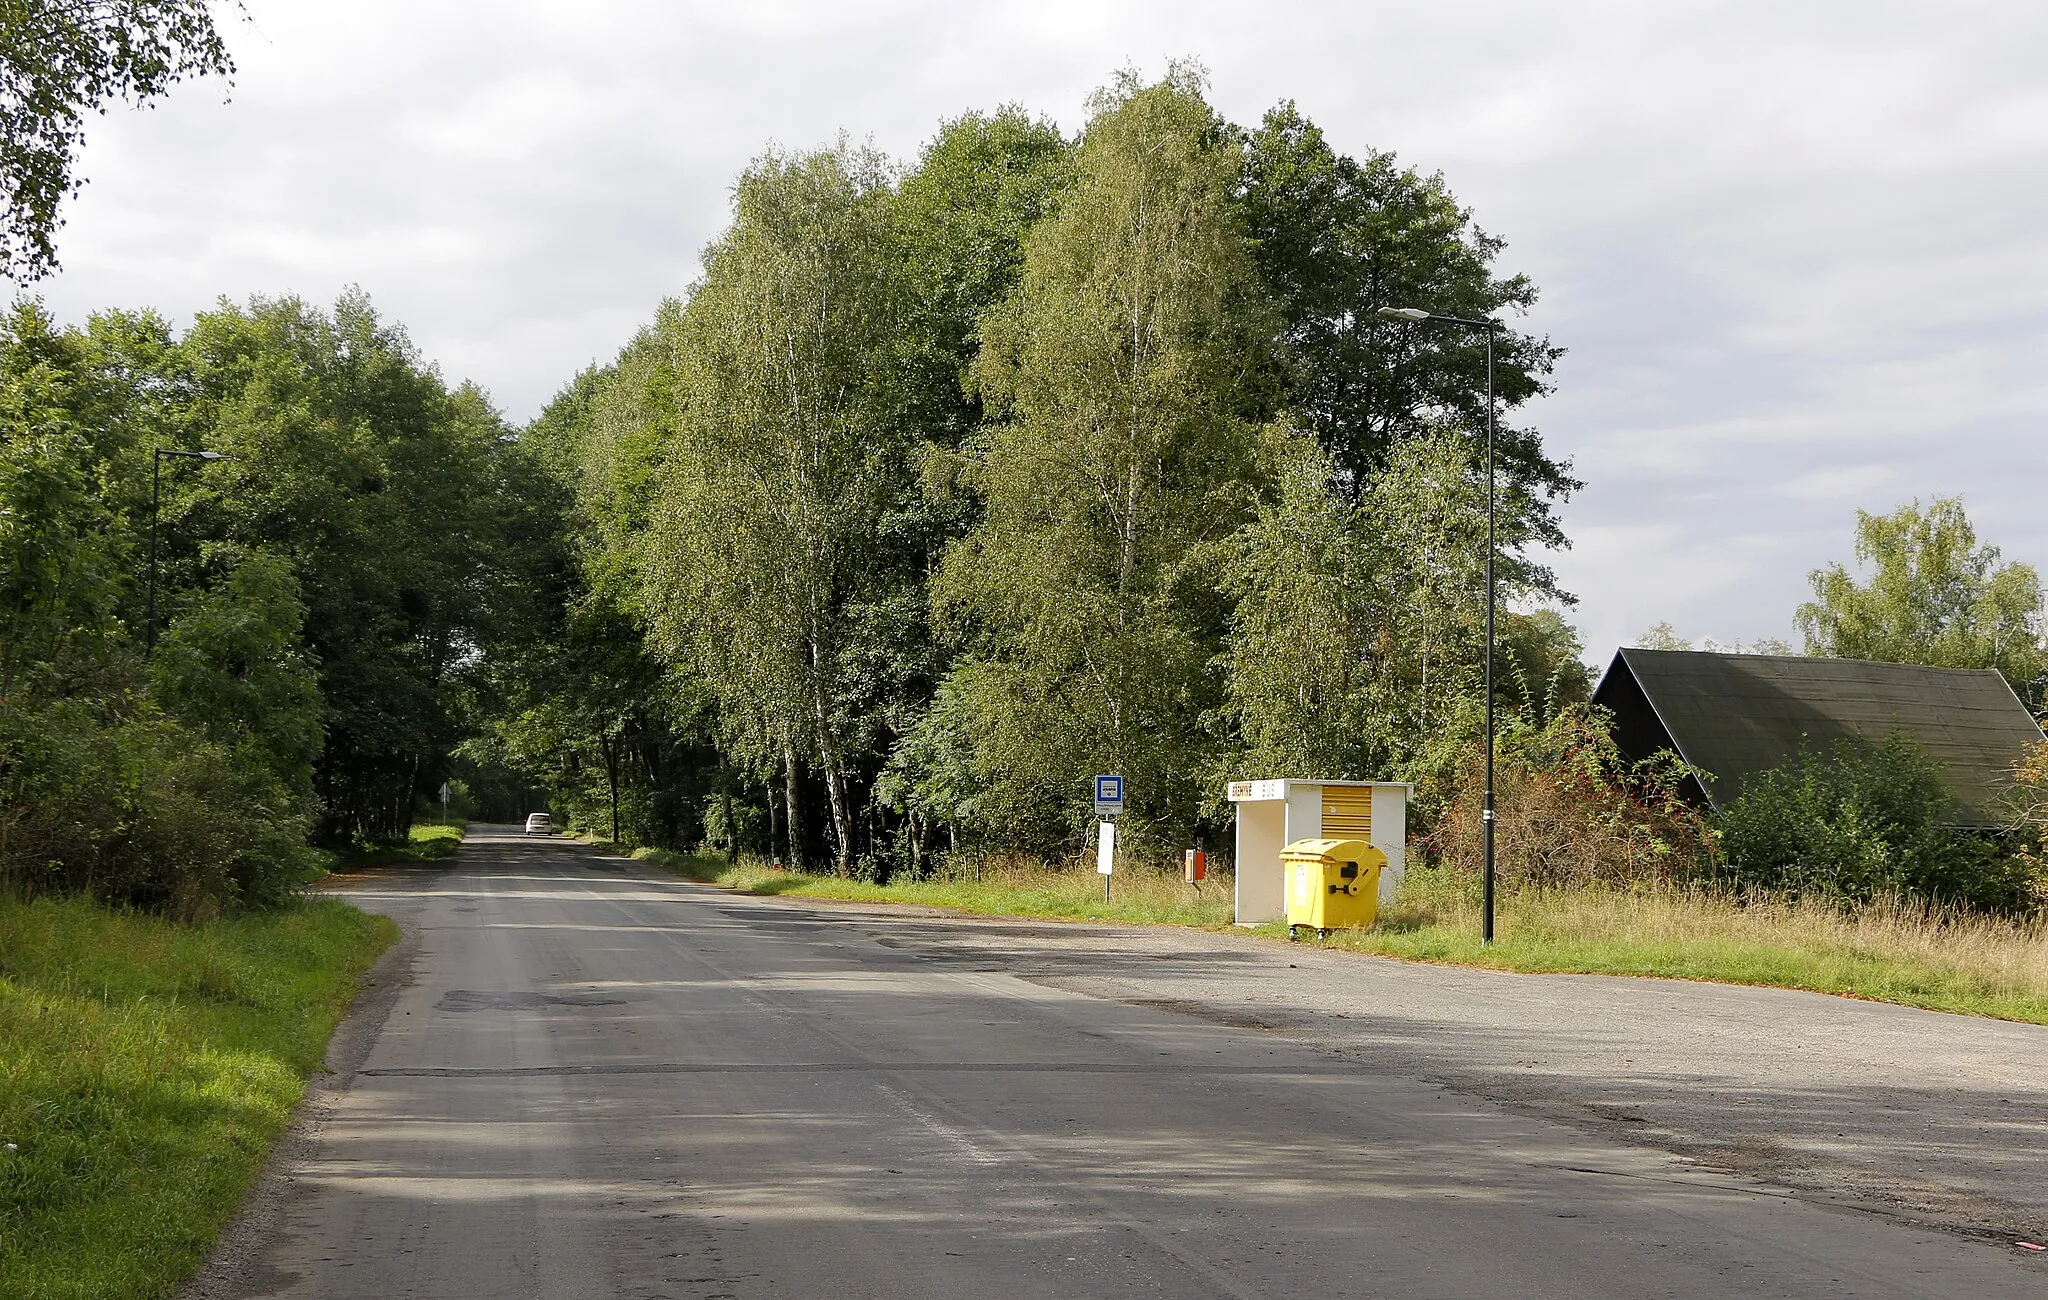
[25,0,2048,663]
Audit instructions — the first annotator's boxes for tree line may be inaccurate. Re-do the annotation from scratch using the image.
[5,58,2044,914]
[0,293,557,912]
[482,68,1588,875]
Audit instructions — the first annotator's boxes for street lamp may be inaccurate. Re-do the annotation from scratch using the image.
[1375,304,1502,945]
[147,448,225,655]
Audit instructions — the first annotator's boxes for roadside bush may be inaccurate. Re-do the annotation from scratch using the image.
[1714,731,2039,913]
[0,695,324,916]
[1422,703,1714,888]
[0,533,326,915]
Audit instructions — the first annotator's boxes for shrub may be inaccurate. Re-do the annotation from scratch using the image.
[1422,703,1714,888]
[0,695,324,916]
[1714,731,2039,913]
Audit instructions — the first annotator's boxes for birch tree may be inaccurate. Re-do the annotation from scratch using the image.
[934,68,1270,849]
[645,145,909,872]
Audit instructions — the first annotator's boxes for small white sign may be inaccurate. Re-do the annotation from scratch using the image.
[1227,779,1287,802]
[1096,820,1116,875]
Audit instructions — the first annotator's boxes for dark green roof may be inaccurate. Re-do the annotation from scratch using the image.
[1592,648,2045,825]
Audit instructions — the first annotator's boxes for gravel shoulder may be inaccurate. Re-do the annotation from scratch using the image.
[764,889,2048,1248]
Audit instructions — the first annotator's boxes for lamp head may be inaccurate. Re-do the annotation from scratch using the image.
[1377,306,1433,323]
[197,451,224,461]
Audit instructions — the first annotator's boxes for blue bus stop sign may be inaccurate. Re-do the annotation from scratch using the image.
[1093,774,1125,815]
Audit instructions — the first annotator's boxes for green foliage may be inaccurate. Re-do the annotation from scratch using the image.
[645,143,914,871]
[0,893,393,1299]
[933,67,1268,852]
[1715,731,2039,912]
[0,290,545,912]
[1498,608,1592,726]
[1213,427,1565,807]
[151,552,321,797]
[1240,102,1576,539]
[895,108,1072,451]
[491,68,1579,887]
[0,692,326,915]
[0,427,118,698]
[1797,496,2045,699]
[0,0,237,280]
[179,292,538,841]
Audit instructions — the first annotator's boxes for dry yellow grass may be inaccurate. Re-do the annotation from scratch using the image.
[1360,868,2048,1022]
[635,845,2048,1024]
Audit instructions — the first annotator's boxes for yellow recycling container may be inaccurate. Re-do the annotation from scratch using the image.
[1282,838,1387,938]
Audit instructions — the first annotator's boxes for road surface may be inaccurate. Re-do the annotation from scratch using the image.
[188,825,2048,1298]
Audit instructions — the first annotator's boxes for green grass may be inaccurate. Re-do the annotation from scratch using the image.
[0,894,397,1299]
[632,846,2048,1025]
[334,820,465,868]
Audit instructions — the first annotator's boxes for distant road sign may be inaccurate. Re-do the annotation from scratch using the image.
[1096,820,1116,875]
[1093,774,1125,815]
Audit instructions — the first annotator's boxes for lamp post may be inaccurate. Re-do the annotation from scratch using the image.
[147,448,224,656]
[1376,304,1501,944]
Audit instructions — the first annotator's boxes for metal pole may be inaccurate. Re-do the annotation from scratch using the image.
[147,450,161,656]
[1482,324,1497,946]
[1372,305,1502,946]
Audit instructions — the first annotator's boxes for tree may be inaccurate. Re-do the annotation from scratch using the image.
[1214,427,1561,802]
[0,0,237,280]
[1797,497,2045,698]
[1241,102,1577,545]
[894,108,1071,453]
[150,550,321,798]
[644,144,912,873]
[933,68,1270,850]
[174,291,533,840]
[1634,621,1691,651]
[1210,434,1387,783]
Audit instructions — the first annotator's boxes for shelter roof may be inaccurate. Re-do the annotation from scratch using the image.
[1591,648,2044,824]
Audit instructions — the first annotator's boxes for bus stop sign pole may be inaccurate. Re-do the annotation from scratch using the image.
[1093,775,1123,903]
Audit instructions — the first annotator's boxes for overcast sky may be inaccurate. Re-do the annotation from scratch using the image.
[32,0,2048,662]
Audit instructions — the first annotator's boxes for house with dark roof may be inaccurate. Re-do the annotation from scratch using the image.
[1591,648,2046,826]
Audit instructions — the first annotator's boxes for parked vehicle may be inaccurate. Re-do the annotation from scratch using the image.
[524,813,552,836]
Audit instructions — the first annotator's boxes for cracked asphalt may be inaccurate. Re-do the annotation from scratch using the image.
[185,825,2048,1298]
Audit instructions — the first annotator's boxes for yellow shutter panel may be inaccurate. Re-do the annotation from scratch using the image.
[1321,786,1373,840]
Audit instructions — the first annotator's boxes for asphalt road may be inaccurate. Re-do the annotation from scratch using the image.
[189,826,2048,1298]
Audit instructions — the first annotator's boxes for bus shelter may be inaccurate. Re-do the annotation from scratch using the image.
[1226,779,1411,926]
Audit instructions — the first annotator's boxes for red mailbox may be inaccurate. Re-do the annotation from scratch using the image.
[1183,849,1206,883]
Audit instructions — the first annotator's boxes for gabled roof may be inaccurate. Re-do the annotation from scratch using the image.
[1591,648,2045,825]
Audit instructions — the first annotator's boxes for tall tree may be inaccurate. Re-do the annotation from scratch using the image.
[1241,102,1576,544]
[173,291,528,839]
[1797,497,2045,697]
[933,68,1270,849]
[1214,427,1559,797]
[894,107,1071,453]
[0,0,237,279]
[644,144,911,873]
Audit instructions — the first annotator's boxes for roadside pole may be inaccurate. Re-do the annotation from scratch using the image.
[1093,774,1124,904]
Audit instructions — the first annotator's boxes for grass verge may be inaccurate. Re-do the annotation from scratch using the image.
[1348,868,2048,1024]
[627,846,1232,928]
[334,821,465,869]
[626,845,2048,1025]
[0,894,397,1299]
